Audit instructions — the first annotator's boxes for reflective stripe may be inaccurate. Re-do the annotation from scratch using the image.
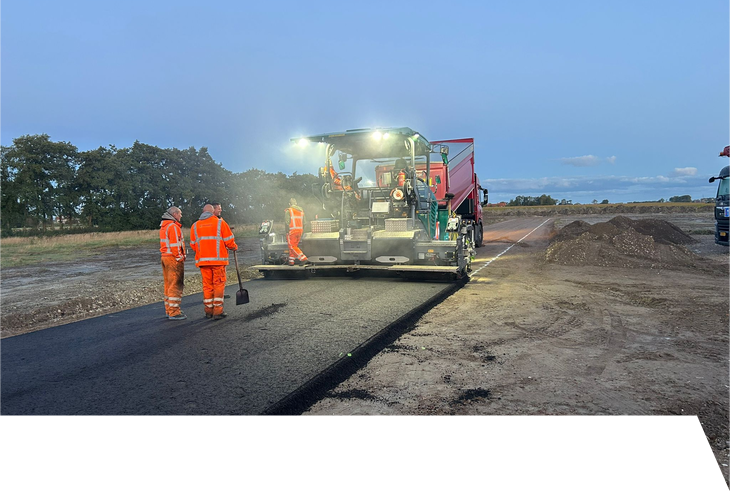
[161,221,185,257]
[287,207,304,231]
[193,219,232,265]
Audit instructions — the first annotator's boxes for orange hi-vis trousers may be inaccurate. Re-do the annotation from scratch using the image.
[287,230,307,265]
[161,256,185,317]
[200,265,227,316]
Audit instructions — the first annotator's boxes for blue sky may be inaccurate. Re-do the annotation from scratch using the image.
[2,0,728,203]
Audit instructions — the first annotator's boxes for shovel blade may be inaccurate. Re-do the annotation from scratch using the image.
[236,289,250,305]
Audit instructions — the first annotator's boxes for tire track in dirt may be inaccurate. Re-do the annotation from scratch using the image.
[585,311,628,377]
[504,312,585,344]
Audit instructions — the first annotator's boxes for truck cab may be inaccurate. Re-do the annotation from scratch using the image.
[709,164,729,246]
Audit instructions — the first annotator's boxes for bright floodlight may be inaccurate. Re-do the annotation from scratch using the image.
[298,138,309,147]
[372,131,382,141]
[383,132,390,139]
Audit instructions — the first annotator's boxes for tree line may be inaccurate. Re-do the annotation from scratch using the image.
[505,195,698,206]
[1,134,322,236]
[507,195,558,206]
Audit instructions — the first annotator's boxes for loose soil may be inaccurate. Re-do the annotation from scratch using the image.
[1,213,728,481]
[0,240,264,338]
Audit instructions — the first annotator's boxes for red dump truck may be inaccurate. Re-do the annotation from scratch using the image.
[256,127,488,280]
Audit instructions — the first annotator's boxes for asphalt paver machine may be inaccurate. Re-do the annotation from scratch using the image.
[256,127,487,280]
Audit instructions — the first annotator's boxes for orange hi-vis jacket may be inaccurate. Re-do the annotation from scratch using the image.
[328,165,361,200]
[160,219,186,261]
[329,165,343,189]
[190,216,237,267]
[286,206,304,232]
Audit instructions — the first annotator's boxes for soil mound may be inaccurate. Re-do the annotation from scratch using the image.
[546,216,698,268]
[627,218,696,245]
[552,220,592,242]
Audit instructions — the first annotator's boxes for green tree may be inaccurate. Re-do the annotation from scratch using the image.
[1,145,23,231]
[75,145,135,228]
[2,134,78,231]
[538,194,557,205]
[178,146,237,225]
[508,194,557,206]
[669,195,691,203]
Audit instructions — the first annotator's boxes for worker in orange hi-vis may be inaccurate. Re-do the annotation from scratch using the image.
[328,163,361,200]
[190,203,238,320]
[159,206,187,320]
[285,198,309,266]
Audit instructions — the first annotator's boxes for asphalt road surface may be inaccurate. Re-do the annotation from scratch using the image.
[1,217,551,415]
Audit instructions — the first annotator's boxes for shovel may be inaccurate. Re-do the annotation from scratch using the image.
[232,250,250,305]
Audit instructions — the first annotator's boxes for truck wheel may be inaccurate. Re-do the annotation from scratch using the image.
[476,223,484,247]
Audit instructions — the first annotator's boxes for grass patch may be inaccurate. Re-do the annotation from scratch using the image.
[0,222,264,268]
[1,230,160,268]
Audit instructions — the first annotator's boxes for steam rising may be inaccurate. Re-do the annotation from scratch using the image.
[279,140,327,174]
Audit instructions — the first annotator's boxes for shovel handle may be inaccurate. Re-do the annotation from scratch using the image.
[233,250,244,290]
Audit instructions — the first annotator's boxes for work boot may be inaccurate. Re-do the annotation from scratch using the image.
[168,313,188,321]
[212,312,228,321]
[205,313,213,319]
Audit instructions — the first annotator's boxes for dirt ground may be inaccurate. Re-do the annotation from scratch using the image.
[303,214,730,482]
[0,237,264,338]
[1,213,728,480]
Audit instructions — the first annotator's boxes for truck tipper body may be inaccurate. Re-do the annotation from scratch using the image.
[256,127,487,280]
[710,146,729,246]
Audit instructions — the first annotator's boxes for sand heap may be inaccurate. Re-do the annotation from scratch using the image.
[546,216,697,268]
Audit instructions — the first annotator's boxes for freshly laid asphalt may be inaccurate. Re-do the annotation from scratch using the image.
[1,274,457,415]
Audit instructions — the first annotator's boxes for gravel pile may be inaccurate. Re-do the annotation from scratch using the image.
[546,216,698,268]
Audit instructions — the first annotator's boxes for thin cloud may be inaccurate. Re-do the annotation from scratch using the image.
[556,155,617,167]
[671,167,697,177]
